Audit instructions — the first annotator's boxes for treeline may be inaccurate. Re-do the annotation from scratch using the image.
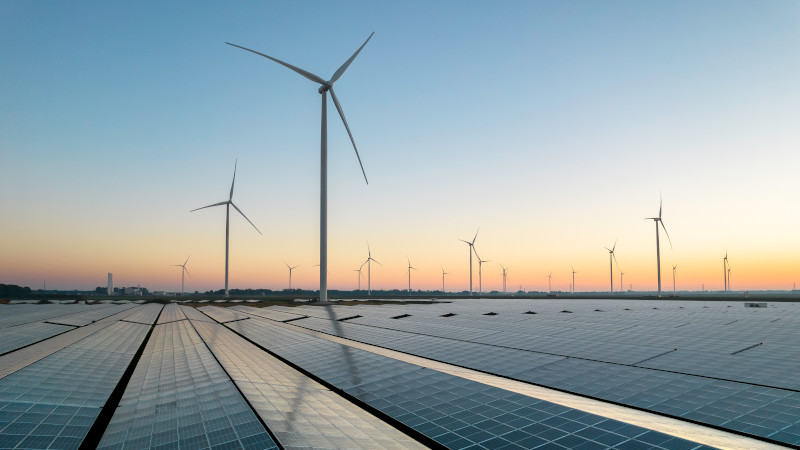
[0,284,32,297]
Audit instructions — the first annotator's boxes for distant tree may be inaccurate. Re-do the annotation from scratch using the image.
[0,284,32,297]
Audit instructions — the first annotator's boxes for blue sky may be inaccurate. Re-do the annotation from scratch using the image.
[2,1,799,292]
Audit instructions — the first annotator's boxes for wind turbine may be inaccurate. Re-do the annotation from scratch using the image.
[723,252,729,291]
[227,33,373,304]
[354,265,364,290]
[284,262,299,290]
[473,247,490,294]
[604,241,619,293]
[363,242,381,296]
[620,272,624,293]
[459,227,479,295]
[441,266,450,292]
[571,266,576,294]
[191,160,261,298]
[645,197,672,297]
[407,257,417,292]
[547,272,552,293]
[499,263,509,293]
[672,264,677,294]
[171,256,190,295]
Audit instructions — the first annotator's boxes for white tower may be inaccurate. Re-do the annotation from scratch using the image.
[107,273,113,296]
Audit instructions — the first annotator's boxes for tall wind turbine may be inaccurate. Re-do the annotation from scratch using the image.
[227,34,373,303]
[191,160,261,298]
[571,266,577,294]
[284,262,299,290]
[499,263,509,293]
[672,264,677,294]
[604,241,619,293]
[459,227,479,295]
[645,197,672,297]
[363,242,381,296]
[441,266,450,292]
[547,272,552,293]
[172,256,190,295]
[620,272,624,293]
[407,257,417,292]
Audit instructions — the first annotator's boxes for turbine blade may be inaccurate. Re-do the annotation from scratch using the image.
[329,87,368,184]
[458,239,471,244]
[472,226,480,244]
[329,32,374,84]
[373,258,382,266]
[612,240,617,252]
[184,256,190,266]
[229,159,237,200]
[190,201,228,212]
[225,42,326,85]
[184,267,191,278]
[659,195,663,220]
[660,220,673,249]
[230,202,262,235]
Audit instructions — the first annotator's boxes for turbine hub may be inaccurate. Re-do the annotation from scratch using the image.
[318,84,331,94]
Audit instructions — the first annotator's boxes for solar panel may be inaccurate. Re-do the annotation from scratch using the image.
[0,322,74,356]
[155,303,187,324]
[97,321,278,450]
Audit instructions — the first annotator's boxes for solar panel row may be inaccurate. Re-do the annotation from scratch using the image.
[214,310,711,449]
[0,322,75,356]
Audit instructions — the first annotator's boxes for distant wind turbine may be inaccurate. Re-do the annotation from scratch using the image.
[441,266,450,292]
[547,271,553,293]
[604,240,619,293]
[363,242,381,295]
[171,256,190,295]
[227,33,373,303]
[284,262,299,290]
[672,264,677,294]
[407,257,417,292]
[473,247,490,294]
[499,263,509,293]
[620,272,625,293]
[645,196,672,297]
[571,266,577,294]
[723,251,729,291]
[191,160,261,298]
[459,227,479,295]
[354,266,364,290]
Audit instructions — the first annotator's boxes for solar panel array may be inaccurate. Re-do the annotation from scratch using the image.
[1,300,794,449]
[256,299,800,447]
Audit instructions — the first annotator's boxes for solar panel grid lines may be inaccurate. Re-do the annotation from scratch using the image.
[197,306,253,323]
[96,320,278,450]
[0,304,122,329]
[0,322,76,356]
[114,303,164,325]
[189,318,427,449]
[229,305,306,323]
[154,303,187,325]
[0,322,115,380]
[178,304,217,322]
[41,304,141,327]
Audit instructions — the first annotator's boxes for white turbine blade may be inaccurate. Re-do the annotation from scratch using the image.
[660,220,673,249]
[372,258,382,266]
[458,239,471,245]
[231,202,262,235]
[190,201,228,212]
[659,195,663,220]
[604,247,611,252]
[184,256,190,266]
[472,226,480,245]
[225,42,326,85]
[329,87,368,184]
[612,240,617,252]
[329,32,374,84]
[184,267,191,278]
[229,159,237,201]
[612,252,620,269]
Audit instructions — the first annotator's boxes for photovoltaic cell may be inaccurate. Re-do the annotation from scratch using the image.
[0,322,74,356]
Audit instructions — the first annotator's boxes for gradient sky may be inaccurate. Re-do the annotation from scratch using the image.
[2,1,799,293]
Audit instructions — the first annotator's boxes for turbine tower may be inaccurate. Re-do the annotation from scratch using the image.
[547,271,552,293]
[645,196,672,297]
[441,266,450,292]
[620,272,624,293]
[354,265,364,290]
[458,227,479,295]
[171,256,190,295]
[723,252,729,291]
[363,242,381,296]
[604,241,619,293]
[228,34,373,303]
[407,257,417,292]
[672,264,677,294]
[191,160,261,298]
[473,247,490,295]
[284,262,299,290]
[499,263,509,293]
[571,266,577,294]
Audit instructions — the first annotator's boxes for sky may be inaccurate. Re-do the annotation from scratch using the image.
[2,1,799,293]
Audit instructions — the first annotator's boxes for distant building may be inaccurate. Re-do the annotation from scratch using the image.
[107,273,113,296]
